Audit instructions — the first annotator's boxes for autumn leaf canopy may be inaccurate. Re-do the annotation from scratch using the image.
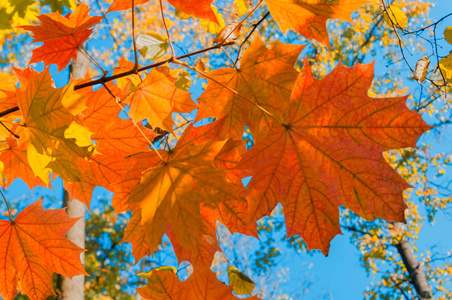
[0,0,435,299]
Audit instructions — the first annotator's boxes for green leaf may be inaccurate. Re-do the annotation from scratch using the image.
[136,32,169,61]
[227,265,255,295]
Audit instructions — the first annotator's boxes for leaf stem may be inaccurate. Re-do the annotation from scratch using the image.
[172,59,276,119]
[76,43,106,74]
[235,11,270,65]
[0,121,19,139]
[221,48,237,68]
[0,190,13,222]
[101,83,164,161]
[132,0,139,72]
[159,0,176,59]
[219,0,264,47]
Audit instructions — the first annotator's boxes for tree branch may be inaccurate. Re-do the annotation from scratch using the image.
[394,223,433,300]
[73,42,234,90]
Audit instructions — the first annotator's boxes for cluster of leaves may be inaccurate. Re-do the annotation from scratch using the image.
[0,0,441,299]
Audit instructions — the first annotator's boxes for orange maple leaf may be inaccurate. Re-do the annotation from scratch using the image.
[107,0,218,24]
[125,123,245,266]
[124,66,196,133]
[14,68,91,184]
[168,0,219,24]
[0,138,46,189]
[62,83,160,208]
[20,4,103,71]
[0,199,87,300]
[107,0,152,12]
[237,60,432,254]
[196,36,304,141]
[137,266,258,300]
[266,0,369,48]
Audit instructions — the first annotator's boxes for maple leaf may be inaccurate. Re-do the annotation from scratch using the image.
[126,123,245,266]
[168,0,219,24]
[137,266,259,300]
[122,210,152,260]
[0,138,46,189]
[107,0,152,12]
[237,60,432,254]
[196,36,304,141]
[15,68,92,184]
[0,72,16,96]
[107,0,218,24]
[81,83,124,133]
[111,151,162,212]
[57,82,161,208]
[28,31,93,72]
[20,4,103,70]
[0,199,87,300]
[124,66,196,133]
[0,72,20,122]
[265,0,369,48]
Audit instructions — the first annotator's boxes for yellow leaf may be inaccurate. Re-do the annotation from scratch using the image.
[137,266,177,278]
[439,51,452,83]
[384,6,408,29]
[199,6,225,34]
[64,122,94,148]
[227,265,255,295]
[444,26,452,45]
[26,142,52,184]
[234,0,249,15]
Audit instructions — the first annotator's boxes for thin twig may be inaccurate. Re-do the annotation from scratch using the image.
[433,24,448,89]
[351,16,384,65]
[132,0,139,71]
[219,0,264,47]
[221,48,237,68]
[0,190,13,222]
[235,11,270,65]
[0,121,19,139]
[159,0,176,58]
[94,0,122,55]
[403,12,452,34]
[101,83,164,161]
[172,58,277,119]
[77,43,106,74]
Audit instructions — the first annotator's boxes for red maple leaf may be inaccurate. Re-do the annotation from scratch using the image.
[0,199,86,300]
[20,4,103,71]
[237,60,432,254]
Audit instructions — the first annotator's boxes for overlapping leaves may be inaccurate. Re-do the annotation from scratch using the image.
[0,0,434,299]
[137,266,258,300]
